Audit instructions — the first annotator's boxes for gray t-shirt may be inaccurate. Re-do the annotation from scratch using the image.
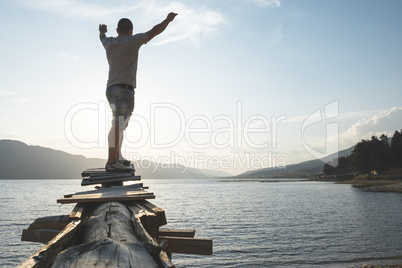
[100,32,148,88]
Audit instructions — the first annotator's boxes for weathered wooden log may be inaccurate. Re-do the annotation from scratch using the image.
[18,220,82,268]
[127,202,172,267]
[51,202,173,268]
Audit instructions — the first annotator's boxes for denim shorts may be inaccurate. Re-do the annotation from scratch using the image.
[106,84,135,129]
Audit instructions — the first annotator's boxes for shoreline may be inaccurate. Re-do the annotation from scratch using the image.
[217,176,402,194]
[336,179,402,193]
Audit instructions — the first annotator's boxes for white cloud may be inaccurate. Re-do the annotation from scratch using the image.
[246,0,281,7]
[139,1,225,46]
[280,106,402,162]
[17,0,225,45]
[340,106,402,147]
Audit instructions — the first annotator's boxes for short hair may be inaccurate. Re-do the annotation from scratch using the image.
[117,18,133,33]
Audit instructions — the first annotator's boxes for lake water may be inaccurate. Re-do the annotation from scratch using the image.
[0,179,401,267]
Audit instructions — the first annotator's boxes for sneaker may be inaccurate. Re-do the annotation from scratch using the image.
[105,161,134,172]
[118,159,132,167]
[118,159,135,172]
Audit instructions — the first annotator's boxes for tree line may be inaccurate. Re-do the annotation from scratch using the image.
[324,129,402,175]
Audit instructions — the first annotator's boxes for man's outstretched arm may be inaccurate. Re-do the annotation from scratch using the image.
[99,24,108,42]
[147,12,177,42]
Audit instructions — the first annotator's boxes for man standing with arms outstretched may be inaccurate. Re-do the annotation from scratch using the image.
[99,12,177,172]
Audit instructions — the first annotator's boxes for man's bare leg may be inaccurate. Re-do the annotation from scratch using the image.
[107,124,122,165]
[118,130,124,160]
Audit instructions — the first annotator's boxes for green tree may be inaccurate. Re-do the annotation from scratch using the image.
[377,134,391,171]
[351,135,390,174]
[323,156,352,175]
[323,162,335,175]
[391,130,402,168]
[350,139,372,174]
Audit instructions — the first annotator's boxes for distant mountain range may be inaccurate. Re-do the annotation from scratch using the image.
[0,140,230,179]
[0,139,354,180]
[236,147,354,178]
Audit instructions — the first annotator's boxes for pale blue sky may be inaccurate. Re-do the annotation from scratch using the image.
[1,0,401,175]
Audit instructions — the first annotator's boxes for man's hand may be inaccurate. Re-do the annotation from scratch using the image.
[166,12,178,22]
[99,24,107,33]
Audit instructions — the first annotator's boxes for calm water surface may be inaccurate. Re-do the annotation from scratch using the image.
[0,179,401,267]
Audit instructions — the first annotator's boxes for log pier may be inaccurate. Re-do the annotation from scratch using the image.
[19,168,212,267]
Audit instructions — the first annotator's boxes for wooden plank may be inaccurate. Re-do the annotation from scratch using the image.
[81,176,141,186]
[57,192,155,204]
[82,171,130,176]
[81,171,134,177]
[81,170,134,177]
[64,184,146,198]
[65,184,144,198]
[84,174,139,180]
[140,200,167,226]
[69,204,85,219]
[159,228,195,238]
[21,229,61,244]
[158,236,213,255]
[60,189,154,201]
[84,167,106,171]
[26,215,70,231]
[84,167,134,172]
[58,194,155,204]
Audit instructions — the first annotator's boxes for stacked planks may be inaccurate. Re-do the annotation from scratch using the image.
[81,167,140,186]
[57,168,155,204]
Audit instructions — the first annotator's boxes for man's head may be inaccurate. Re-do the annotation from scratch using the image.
[117,18,133,35]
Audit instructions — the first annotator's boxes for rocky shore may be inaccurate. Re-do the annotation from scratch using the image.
[334,174,402,193]
[352,180,402,193]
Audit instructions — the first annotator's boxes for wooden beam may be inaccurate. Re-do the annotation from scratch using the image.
[158,228,195,238]
[58,185,155,204]
[26,215,70,231]
[128,203,173,267]
[158,236,213,255]
[127,203,159,239]
[140,200,167,226]
[84,174,139,180]
[57,192,155,204]
[18,220,81,268]
[21,229,61,244]
[69,204,85,219]
[81,176,141,186]
[65,184,143,197]
[81,168,134,177]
